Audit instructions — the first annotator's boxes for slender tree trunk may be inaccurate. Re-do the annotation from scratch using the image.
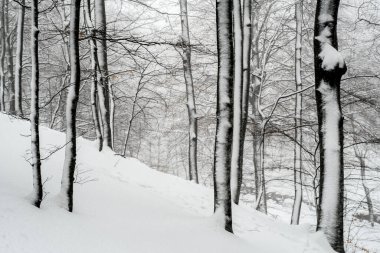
[85,0,103,151]
[231,0,243,204]
[60,0,81,212]
[314,0,347,252]
[359,157,374,227]
[213,0,234,233]
[5,0,14,113]
[238,0,252,202]
[179,0,199,184]
[291,0,303,225]
[0,0,5,111]
[14,0,25,116]
[95,0,113,150]
[250,7,265,212]
[30,0,43,208]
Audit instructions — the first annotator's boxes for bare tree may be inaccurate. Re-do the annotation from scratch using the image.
[60,0,81,212]
[213,0,234,233]
[179,0,199,183]
[0,0,6,111]
[30,0,43,208]
[231,0,243,204]
[314,0,347,252]
[291,0,303,225]
[14,0,25,116]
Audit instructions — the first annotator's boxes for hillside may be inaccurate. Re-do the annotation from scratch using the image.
[0,113,334,253]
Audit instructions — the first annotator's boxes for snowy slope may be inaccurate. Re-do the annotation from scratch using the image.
[0,113,334,253]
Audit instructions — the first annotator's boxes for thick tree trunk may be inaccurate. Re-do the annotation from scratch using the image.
[179,0,199,183]
[4,0,14,113]
[231,0,243,204]
[213,0,234,233]
[95,0,113,150]
[60,0,81,212]
[15,0,25,116]
[291,0,303,225]
[314,0,346,252]
[0,0,5,111]
[30,0,43,208]
[85,0,103,151]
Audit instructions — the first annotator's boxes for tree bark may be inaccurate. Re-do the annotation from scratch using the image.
[291,0,303,225]
[85,0,103,151]
[231,0,243,204]
[4,0,14,113]
[213,0,234,233]
[60,0,81,212]
[0,0,5,111]
[95,0,113,150]
[179,0,199,184]
[30,0,43,208]
[14,0,25,116]
[314,0,346,252]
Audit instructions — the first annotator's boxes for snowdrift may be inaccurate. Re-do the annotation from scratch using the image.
[0,113,335,253]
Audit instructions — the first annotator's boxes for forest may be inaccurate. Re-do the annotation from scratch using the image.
[0,0,379,252]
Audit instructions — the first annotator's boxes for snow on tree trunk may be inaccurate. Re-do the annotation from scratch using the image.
[213,0,234,233]
[85,0,103,151]
[231,0,243,204]
[14,0,25,116]
[30,0,43,208]
[4,0,14,113]
[314,1,347,252]
[95,0,113,150]
[179,0,199,184]
[60,0,81,212]
[238,0,252,203]
[291,0,303,225]
[0,0,5,111]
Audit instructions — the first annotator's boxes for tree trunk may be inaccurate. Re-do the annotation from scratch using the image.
[85,0,103,151]
[291,0,303,225]
[179,0,199,184]
[213,0,234,233]
[231,0,243,204]
[30,0,43,208]
[314,0,347,252]
[0,0,5,111]
[14,0,25,116]
[60,0,81,212]
[238,0,252,203]
[4,0,14,113]
[95,0,113,150]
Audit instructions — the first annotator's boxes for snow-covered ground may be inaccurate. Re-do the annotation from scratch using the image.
[0,113,338,252]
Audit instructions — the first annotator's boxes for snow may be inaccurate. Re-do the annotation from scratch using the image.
[317,81,341,241]
[0,113,335,253]
[318,43,345,71]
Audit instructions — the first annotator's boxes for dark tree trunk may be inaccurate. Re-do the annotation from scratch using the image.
[314,0,347,252]
[60,0,81,212]
[213,0,234,233]
[30,0,43,208]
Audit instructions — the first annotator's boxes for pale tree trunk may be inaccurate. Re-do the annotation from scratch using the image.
[85,0,103,151]
[359,156,374,227]
[231,0,243,204]
[314,0,347,252]
[179,0,199,183]
[291,0,303,225]
[0,0,5,111]
[60,0,81,212]
[5,0,15,113]
[238,0,252,202]
[30,0,43,208]
[213,0,234,233]
[250,6,266,213]
[14,0,25,116]
[95,0,113,150]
